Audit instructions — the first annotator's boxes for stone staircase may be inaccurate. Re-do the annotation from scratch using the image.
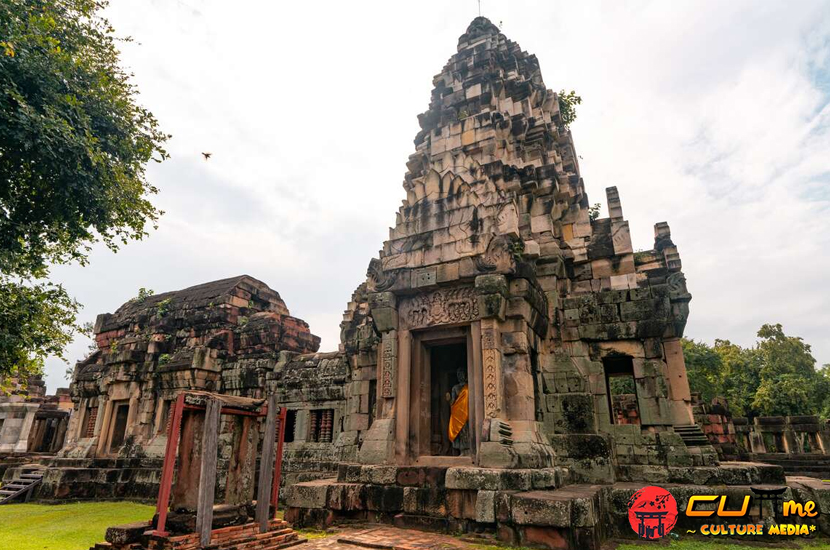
[0,465,44,504]
[674,425,710,447]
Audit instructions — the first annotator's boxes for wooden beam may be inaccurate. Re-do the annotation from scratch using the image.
[196,398,221,547]
[270,407,288,515]
[154,393,185,536]
[256,394,278,532]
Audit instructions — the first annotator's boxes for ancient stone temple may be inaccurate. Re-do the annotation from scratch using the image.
[14,16,830,548]
[284,17,830,548]
[308,15,701,477]
[38,275,320,499]
[0,375,71,458]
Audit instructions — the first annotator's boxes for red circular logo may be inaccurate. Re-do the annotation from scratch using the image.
[627,486,678,539]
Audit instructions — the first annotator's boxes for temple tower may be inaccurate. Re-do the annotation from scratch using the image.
[340,16,706,477]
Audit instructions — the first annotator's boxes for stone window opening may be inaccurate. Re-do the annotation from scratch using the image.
[368,380,377,429]
[282,409,297,443]
[157,399,174,435]
[307,409,334,443]
[603,356,641,425]
[83,404,98,438]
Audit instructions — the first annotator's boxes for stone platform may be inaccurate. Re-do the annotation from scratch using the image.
[2,457,164,501]
[285,463,828,549]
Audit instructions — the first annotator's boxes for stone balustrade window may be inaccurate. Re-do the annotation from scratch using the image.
[307,409,334,443]
[83,405,98,438]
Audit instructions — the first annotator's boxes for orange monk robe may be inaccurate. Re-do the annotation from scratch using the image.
[448,385,469,442]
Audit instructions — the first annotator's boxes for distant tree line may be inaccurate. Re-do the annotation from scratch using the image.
[683,324,830,419]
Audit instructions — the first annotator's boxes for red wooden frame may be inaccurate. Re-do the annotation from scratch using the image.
[151,394,287,537]
[270,407,288,513]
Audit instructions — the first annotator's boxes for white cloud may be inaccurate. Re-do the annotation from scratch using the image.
[41,0,830,390]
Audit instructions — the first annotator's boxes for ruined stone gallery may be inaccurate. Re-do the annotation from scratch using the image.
[3,16,829,550]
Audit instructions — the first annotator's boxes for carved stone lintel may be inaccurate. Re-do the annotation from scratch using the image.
[399,287,480,330]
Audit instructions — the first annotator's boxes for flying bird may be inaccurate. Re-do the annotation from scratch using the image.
[201,152,212,160]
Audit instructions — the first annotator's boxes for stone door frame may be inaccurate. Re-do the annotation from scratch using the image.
[396,323,483,466]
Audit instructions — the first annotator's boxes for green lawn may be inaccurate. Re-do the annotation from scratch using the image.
[0,502,155,550]
[2,503,829,550]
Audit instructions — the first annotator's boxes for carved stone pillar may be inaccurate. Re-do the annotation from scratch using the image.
[357,292,398,465]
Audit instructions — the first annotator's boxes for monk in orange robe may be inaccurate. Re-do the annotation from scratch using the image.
[448,368,470,453]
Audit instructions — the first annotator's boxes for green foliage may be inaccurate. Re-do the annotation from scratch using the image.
[0,0,169,277]
[132,287,154,304]
[588,203,601,221]
[0,280,81,382]
[509,239,525,262]
[557,89,582,128]
[609,376,635,395]
[683,324,827,418]
[155,298,172,317]
[157,353,170,366]
[0,0,168,378]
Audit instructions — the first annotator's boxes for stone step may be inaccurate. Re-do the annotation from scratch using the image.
[674,425,711,447]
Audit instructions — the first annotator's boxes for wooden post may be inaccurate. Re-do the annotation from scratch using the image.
[256,395,278,532]
[195,398,221,547]
[154,393,185,536]
[270,407,287,515]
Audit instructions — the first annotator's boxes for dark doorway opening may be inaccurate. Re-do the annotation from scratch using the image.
[39,418,57,451]
[282,409,297,443]
[429,343,469,456]
[109,402,130,451]
[603,356,640,425]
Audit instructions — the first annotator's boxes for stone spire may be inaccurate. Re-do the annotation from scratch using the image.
[381,17,588,278]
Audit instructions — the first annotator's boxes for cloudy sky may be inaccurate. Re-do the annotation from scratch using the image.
[42,0,830,391]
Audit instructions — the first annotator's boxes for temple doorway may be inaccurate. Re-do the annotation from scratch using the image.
[408,327,477,465]
[603,356,641,425]
[108,401,130,452]
[429,343,469,456]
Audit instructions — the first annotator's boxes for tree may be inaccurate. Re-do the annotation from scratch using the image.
[0,0,168,380]
[682,338,722,403]
[683,325,827,418]
[751,324,824,416]
[557,89,582,128]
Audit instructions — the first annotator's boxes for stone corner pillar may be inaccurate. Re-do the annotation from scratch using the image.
[13,403,40,453]
[662,338,695,426]
[356,294,399,466]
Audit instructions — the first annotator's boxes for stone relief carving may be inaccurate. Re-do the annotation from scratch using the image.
[473,234,514,273]
[483,348,499,418]
[380,333,397,398]
[667,271,691,301]
[399,287,480,330]
[367,258,396,292]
